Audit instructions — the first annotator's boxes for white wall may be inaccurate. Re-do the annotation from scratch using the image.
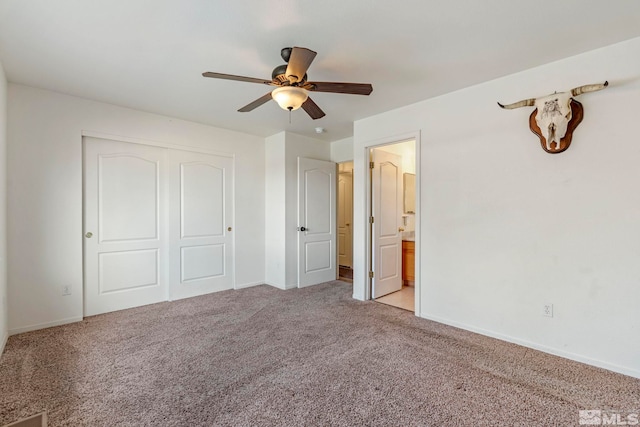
[264,133,286,287]
[330,137,354,163]
[7,84,266,334]
[263,132,331,289]
[0,61,7,353]
[353,37,640,378]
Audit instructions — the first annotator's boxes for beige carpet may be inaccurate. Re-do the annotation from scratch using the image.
[1,281,638,426]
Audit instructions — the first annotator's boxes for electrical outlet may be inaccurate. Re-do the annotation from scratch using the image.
[542,303,553,317]
[62,285,72,296]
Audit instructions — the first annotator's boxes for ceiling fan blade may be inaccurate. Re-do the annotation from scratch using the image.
[305,81,373,95]
[238,92,273,112]
[202,72,274,85]
[302,97,326,120]
[285,47,317,83]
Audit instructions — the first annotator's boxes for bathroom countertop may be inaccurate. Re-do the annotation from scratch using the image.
[402,231,415,241]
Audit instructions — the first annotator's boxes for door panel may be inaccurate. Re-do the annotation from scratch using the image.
[84,137,167,316]
[169,150,234,300]
[99,155,159,241]
[372,149,403,298]
[180,244,225,282]
[298,157,337,287]
[99,249,159,293]
[181,163,224,238]
[305,241,332,272]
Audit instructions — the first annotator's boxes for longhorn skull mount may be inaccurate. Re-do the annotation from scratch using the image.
[498,81,608,154]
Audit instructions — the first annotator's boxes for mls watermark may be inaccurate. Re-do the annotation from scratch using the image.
[579,410,640,425]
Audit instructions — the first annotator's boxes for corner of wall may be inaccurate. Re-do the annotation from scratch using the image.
[264,133,287,287]
[0,59,8,355]
[330,136,354,163]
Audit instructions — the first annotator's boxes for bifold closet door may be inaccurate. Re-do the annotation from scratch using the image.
[168,149,234,300]
[83,137,168,316]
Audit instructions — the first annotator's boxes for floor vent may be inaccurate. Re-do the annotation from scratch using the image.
[2,412,47,427]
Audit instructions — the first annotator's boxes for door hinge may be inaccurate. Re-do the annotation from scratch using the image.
[369,216,374,224]
[369,161,375,169]
[369,271,374,279]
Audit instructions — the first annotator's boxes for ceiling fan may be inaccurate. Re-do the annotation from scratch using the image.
[202,46,373,120]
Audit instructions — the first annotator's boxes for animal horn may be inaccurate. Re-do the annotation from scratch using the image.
[570,81,609,97]
[497,98,536,109]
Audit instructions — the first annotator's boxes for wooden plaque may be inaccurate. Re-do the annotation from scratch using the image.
[529,99,584,154]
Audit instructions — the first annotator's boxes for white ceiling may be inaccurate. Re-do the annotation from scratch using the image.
[1,1,640,142]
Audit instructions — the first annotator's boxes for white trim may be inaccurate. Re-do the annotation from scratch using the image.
[413,133,421,317]
[230,157,237,291]
[362,131,421,311]
[81,130,235,158]
[9,316,83,336]
[234,281,263,290]
[420,312,640,380]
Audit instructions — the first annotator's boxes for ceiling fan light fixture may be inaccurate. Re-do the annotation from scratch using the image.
[272,86,308,111]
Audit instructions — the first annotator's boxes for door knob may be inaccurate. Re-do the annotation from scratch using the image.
[85,232,93,238]
[398,227,405,232]
[298,226,307,231]
[227,227,232,231]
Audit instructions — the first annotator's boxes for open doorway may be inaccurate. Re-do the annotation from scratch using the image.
[337,161,353,282]
[369,139,416,312]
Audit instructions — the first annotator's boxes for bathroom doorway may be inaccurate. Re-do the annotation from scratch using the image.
[369,139,416,312]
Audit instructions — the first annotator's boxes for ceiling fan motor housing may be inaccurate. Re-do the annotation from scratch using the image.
[272,64,306,85]
[280,47,292,62]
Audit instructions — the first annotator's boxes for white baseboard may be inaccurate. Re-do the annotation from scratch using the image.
[9,316,83,336]
[420,312,640,380]
[352,292,365,301]
[263,281,286,290]
[0,330,7,356]
[235,281,263,290]
[263,281,298,290]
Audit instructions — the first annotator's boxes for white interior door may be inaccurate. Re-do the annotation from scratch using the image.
[84,137,167,316]
[298,157,337,287]
[338,171,353,268]
[371,149,403,298]
[168,150,234,300]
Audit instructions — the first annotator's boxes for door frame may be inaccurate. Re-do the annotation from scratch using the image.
[363,131,421,315]
[336,161,354,273]
[81,130,236,316]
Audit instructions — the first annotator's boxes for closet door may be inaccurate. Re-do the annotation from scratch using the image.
[168,150,234,300]
[83,137,168,316]
[297,157,337,287]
